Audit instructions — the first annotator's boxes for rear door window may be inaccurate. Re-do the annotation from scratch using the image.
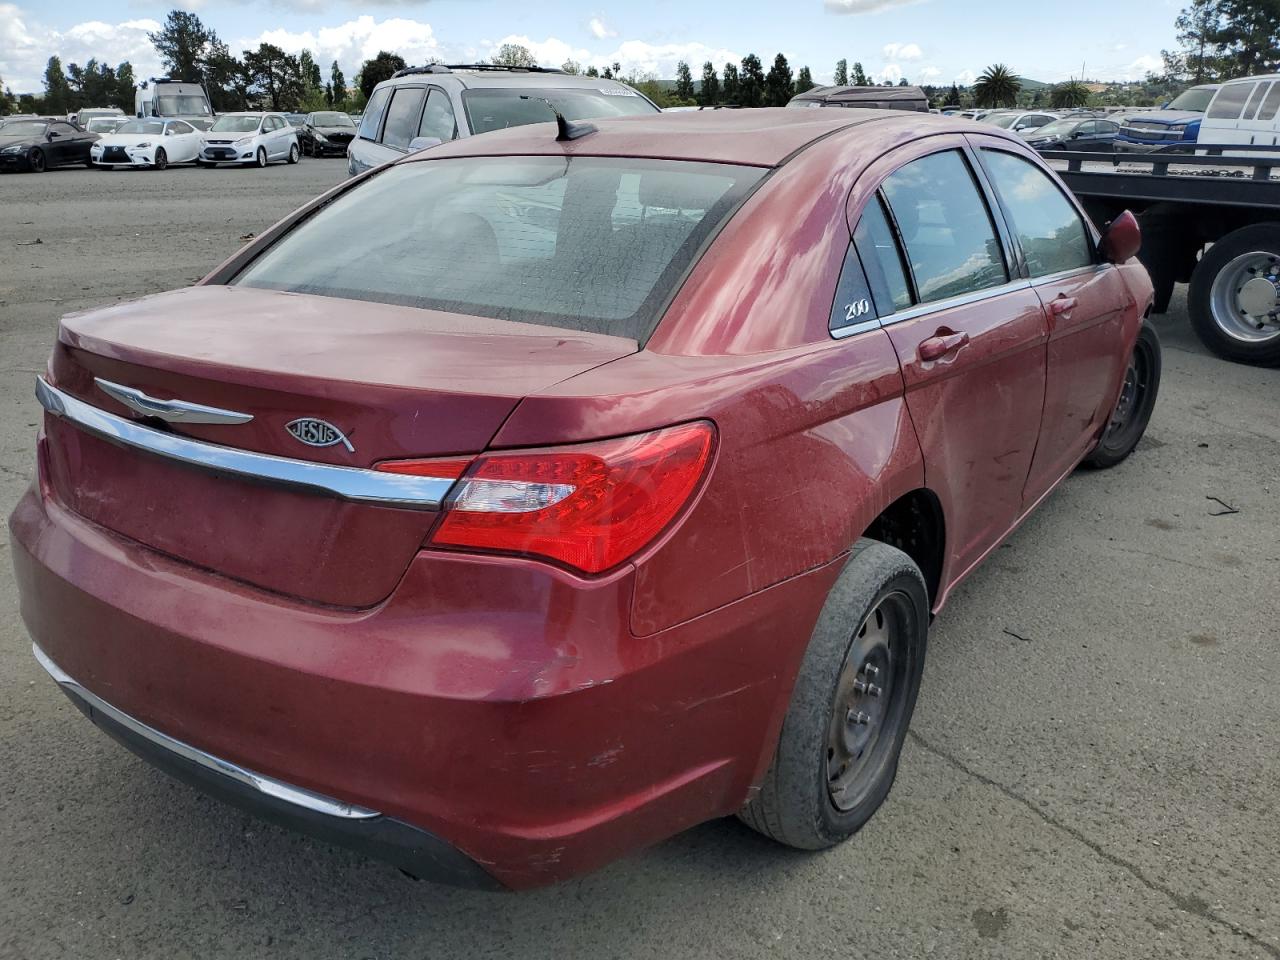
[382,87,427,150]
[418,88,458,142]
[980,150,1094,278]
[358,87,391,141]
[1243,82,1270,120]
[1207,83,1255,120]
[853,196,912,314]
[879,150,1008,303]
[1259,83,1280,122]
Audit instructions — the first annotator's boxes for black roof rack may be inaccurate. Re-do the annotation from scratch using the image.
[391,63,567,78]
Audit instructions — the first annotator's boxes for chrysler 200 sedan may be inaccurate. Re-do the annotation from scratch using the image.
[9,109,1159,891]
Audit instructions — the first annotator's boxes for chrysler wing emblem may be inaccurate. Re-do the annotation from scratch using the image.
[95,378,254,425]
[286,418,355,453]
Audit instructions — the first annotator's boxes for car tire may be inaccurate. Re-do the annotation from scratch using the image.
[154,148,167,171]
[28,147,45,173]
[255,147,267,168]
[288,143,300,164]
[1187,223,1280,367]
[1081,320,1162,470]
[738,538,928,850]
[84,157,94,169]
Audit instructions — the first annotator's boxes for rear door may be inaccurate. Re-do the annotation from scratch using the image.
[972,138,1132,498]
[850,138,1048,579]
[1203,81,1259,148]
[379,85,428,155]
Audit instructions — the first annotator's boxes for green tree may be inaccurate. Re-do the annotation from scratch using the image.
[834,58,848,86]
[794,66,815,95]
[0,71,17,114]
[493,43,536,67]
[851,61,869,85]
[675,61,695,102]
[329,60,347,108]
[764,53,794,106]
[584,65,600,78]
[699,61,720,105]
[1207,0,1280,77]
[202,40,246,111]
[738,54,765,107]
[562,59,582,75]
[722,62,740,104]
[43,57,73,115]
[357,51,406,98]
[947,83,961,105]
[299,50,323,91]
[148,10,216,81]
[243,43,302,111]
[113,62,135,111]
[1050,80,1091,108]
[972,63,1021,107]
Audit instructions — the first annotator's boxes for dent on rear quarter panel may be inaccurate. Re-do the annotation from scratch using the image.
[494,126,928,636]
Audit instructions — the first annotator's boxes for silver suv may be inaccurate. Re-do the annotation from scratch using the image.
[347,64,660,176]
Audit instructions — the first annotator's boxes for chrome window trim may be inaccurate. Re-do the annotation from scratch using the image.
[36,377,453,511]
[32,644,381,820]
[1029,263,1109,288]
[876,278,1033,326]
[831,316,883,340]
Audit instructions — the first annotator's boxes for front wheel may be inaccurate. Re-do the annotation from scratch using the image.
[739,539,928,849]
[28,147,45,173]
[153,148,167,171]
[1188,223,1280,366]
[1082,320,1162,469]
[287,143,300,164]
[255,147,267,168]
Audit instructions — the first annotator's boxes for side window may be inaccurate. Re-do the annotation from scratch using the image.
[382,87,427,150]
[1243,81,1270,120]
[981,150,1094,278]
[880,150,1008,303]
[1100,121,1119,134]
[829,245,878,334]
[853,195,912,313]
[1207,83,1255,120]
[1259,82,1280,122]
[419,88,458,141]
[51,122,75,137]
[359,87,392,141]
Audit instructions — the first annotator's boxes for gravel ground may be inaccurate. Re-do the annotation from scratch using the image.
[1,162,1277,960]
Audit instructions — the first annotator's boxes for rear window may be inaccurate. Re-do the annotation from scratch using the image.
[234,156,763,340]
[462,87,657,135]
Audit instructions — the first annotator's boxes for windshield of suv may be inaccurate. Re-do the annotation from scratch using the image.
[210,116,262,133]
[462,87,658,135]
[311,112,355,127]
[1167,87,1216,112]
[1,121,46,138]
[86,118,120,133]
[116,120,165,136]
[156,95,211,116]
[1029,118,1077,138]
[235,156,762,340]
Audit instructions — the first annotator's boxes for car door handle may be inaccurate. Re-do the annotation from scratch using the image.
[1049,296,1078,317]
[918,330,970,362]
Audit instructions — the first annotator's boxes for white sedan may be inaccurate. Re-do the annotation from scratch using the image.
[198,112,300,168]
[90,118,203,170]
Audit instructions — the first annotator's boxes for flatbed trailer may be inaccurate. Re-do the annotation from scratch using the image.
[1043,144,1280,366]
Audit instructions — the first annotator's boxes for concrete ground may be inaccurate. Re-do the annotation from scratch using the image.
[1,162,1277,960]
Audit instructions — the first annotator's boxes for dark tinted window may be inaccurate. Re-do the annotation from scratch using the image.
[880,150,1007,303]
[982,150,1093,277]
[1243,82,1270,119]
[1260,82,1280,122]
[382,87,426,150]
[854,196,912,313]
[1099,120,1119,134]
[419,88,457,141]
[235,157,763,340]
[359,87,391,141]
[462,87,657,135]
[829,245,878,333]
[1207,83,1255,120]
[50,122,77,136]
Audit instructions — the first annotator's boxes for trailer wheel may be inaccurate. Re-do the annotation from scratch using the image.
[1189,223,1280,366]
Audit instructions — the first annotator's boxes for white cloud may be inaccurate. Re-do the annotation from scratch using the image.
[875,63,904,84]
[1124,54,1163,78]
[0,4,163,93]
[587,16,616,40]
[245,16,443,74]
[954,68,976,85]
[488,34,741,78]
[917,65,942,80]
[882,42,922,61]
[825,0,924,13]
[487,34,592,70]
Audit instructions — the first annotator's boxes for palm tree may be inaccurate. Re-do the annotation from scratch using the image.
[972,64,1021,108]
[1050,80,1092,108]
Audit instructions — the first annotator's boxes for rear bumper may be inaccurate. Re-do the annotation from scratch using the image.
[9,474,838,888]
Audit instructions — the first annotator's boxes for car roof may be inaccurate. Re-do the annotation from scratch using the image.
[1219,74,1280,84]
[375,68,642,93]
[411,108,975,169]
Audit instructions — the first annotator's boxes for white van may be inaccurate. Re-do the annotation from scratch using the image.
[1196,74,1280,154]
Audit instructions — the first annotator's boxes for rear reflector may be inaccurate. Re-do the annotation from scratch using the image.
[381,422,715,574]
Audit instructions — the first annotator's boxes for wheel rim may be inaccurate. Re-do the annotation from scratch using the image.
[1100,333,1154,449]
[826,591,911,812]
[155,150,166,170]
[1209,251,1280,343]
[257,148,266,167]
[30,149,44,172]
[291,145,299,162]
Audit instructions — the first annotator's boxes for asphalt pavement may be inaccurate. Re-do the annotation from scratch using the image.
[0,161,1277,960]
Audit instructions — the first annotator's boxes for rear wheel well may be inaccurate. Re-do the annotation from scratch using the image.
[862,490,945,607]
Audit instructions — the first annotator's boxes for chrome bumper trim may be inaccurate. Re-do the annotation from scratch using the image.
[35,376,453,510]
[32,643,381,821]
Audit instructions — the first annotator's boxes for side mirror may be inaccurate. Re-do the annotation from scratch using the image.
[1101,210,1141,264]
[408,136,443,153]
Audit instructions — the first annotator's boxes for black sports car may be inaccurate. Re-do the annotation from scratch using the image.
[0,119,97,172]
[288,111,357,157]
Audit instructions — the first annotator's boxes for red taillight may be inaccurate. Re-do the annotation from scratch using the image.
[385,422,714,574]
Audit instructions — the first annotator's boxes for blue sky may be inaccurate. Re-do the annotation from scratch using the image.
[2,0,1184,95]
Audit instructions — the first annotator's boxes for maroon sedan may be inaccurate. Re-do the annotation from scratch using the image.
[9,110,1159,890]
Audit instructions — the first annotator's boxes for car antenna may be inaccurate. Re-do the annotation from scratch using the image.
[519,96,597,141]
